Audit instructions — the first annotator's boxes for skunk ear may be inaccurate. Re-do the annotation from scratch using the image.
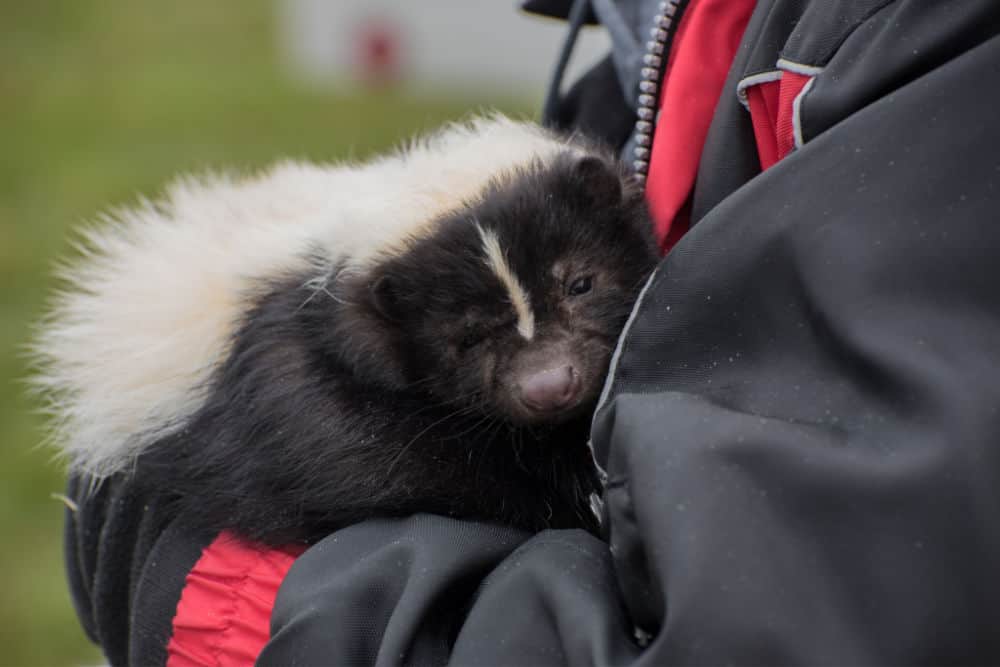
[370,274,401,322]
[330,271,412,390]
[572,156,623,206]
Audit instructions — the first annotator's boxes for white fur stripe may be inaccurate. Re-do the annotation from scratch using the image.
[475,224,535,340]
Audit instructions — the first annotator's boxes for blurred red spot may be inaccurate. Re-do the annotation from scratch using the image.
[354,19,401,87]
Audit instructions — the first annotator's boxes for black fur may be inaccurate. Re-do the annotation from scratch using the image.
[138,152,658,545]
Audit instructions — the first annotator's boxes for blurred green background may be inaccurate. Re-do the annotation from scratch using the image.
[1,1,534,663]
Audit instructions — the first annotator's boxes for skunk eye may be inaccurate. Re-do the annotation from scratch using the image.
[567,275,594,297]
[459,330,485,351]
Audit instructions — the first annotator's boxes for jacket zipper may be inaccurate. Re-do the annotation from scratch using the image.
[632,0,688,186]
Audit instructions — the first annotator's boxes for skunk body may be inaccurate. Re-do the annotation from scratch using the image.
[35,116,658,544]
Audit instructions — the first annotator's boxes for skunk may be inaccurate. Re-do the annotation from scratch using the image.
[34,116,658,544]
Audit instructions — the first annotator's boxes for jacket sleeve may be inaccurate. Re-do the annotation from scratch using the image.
[260,516,641,667]
[257,516,533,666]
[64,473,212,666]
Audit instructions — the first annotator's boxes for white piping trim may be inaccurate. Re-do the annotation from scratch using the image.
[589,267,660,478]
[475,223,535,340]
[776,58,824,76]
[791,76,817,150]
[736,70,784,110]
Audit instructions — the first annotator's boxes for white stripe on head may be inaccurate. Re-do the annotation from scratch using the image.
[475,223,535,340]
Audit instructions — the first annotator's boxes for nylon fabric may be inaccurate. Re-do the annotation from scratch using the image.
[165,533,303,667]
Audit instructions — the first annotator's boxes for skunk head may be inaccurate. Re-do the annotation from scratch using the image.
[328,154,657,425]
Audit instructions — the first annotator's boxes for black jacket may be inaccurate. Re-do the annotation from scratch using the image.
[68,1,1000,664]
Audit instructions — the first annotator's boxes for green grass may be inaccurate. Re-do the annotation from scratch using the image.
[0,1,534,663]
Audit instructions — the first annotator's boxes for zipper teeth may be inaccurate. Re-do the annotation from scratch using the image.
[632,0,684,187]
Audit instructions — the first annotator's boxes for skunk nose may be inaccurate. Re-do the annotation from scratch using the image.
[519,365,581,412]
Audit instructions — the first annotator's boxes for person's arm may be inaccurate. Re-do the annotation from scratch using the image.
[257,516,532,666]
[64,473,212,666]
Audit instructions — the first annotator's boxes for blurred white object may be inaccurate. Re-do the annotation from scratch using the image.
[279,0,611,99]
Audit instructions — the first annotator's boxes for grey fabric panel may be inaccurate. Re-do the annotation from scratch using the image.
[595,31,1000,664]
[799,0,1000,143]
[259,516,528,667]
[450,531,640,666]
